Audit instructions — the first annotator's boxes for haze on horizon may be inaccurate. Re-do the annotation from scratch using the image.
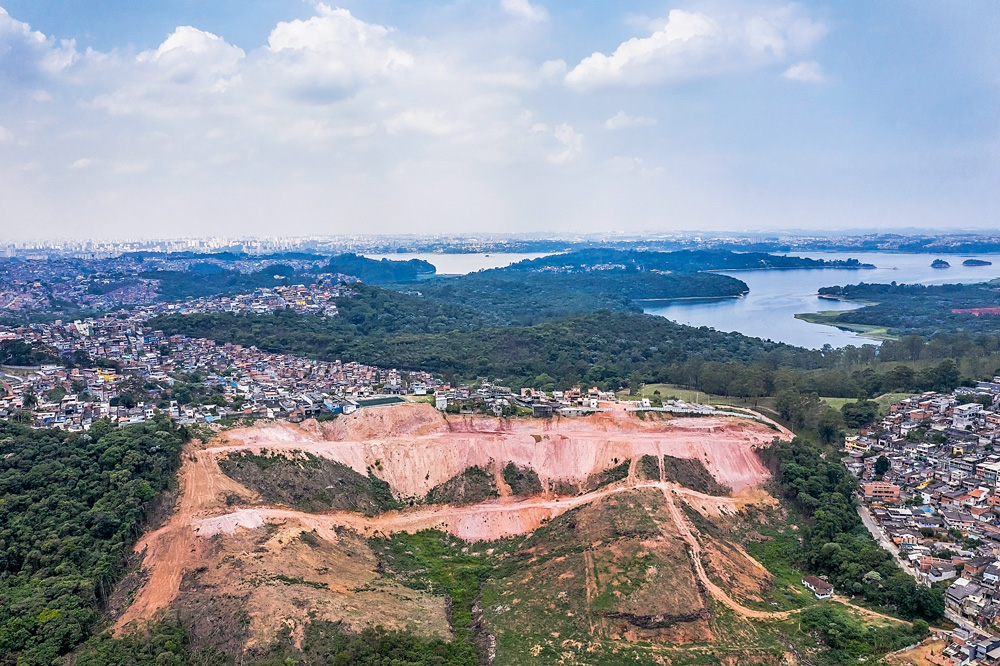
[0,0,997,240]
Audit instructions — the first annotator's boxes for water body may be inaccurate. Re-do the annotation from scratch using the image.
[643,252,1000,349]
[367,250,1000,350]
[364,252,552,275]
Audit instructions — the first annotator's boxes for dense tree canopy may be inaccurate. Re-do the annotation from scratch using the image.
[0,417,187,665]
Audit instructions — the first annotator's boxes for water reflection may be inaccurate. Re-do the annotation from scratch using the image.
[644,252,1000,349]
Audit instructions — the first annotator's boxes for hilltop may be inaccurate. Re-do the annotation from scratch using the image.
[100,404,926,665]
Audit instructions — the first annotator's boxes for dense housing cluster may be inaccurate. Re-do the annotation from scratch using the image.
[848,383,1000,662]
[0,312,438,430]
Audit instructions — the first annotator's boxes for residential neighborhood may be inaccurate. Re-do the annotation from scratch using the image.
[0,311,438,429]
[847,384,1000,663]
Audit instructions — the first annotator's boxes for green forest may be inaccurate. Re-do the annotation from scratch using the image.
[0,417,188,666]
[499,248,874,272]
[404,270,747,325]
[816,280,1000,336]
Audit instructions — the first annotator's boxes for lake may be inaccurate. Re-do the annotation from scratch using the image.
[643,252,1000,349]
[366,250,1000,350]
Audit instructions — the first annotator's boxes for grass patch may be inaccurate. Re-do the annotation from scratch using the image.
[584,460,630,491]
[746,535,814,611]
[426,466,498,505]
[662,455,732,496]
[370,529,521,659]
[218,450,400,515]
[795,311,897,341]
[502,462,542,496]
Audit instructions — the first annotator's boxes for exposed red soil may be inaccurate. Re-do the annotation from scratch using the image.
[117,404,800,635]
[952,307,1000,316]
[221,403,788,495]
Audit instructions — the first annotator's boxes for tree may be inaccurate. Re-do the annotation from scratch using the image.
[817,409,845,445]
[875,455,890,476]
[841,399,879,429]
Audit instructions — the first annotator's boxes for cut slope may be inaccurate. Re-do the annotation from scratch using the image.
[221,402,787,496]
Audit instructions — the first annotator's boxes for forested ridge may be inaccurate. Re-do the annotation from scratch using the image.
[151,295,988,402]
[405,270,747,325]
[0,417,188,665]
[817,280,1000,336]
[500,248,874,272]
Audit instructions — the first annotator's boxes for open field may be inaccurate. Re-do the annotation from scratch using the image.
[821,392,912,416]
[886,638,949,666]
[795,310,898,341]
[616,383,777,410]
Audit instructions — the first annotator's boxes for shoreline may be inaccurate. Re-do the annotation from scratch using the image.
[638,292,748,304]
[794,310,897,342]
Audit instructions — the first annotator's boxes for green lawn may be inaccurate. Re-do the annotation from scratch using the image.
[617,383,731,405]
[821,392,911,417]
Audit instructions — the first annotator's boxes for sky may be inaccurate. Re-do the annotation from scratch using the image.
[0,1,998,240]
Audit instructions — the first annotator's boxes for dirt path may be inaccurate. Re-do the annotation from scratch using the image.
[657,487,913,627]
[583,549,598,635]
[658,487,795,621]
[118,439,759,632]
[493,466,513,498]
[117,422,905,635]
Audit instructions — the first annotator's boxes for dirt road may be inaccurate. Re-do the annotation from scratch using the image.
[658,487,914,627]
[115,411,903,634]
[116,436,769,632]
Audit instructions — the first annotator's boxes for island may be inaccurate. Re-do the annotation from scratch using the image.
[963,258,993,267]
[931,259,950,268]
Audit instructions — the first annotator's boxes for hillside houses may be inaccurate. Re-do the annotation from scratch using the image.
[849,384,1000,645]
[0,313,438,430]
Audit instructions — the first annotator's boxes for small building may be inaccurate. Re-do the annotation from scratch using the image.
[532,404,554,418]
[435,394,448,411]
[863,481,901,503]
[802,576,834,599]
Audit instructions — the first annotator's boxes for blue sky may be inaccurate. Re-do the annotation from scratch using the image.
[0,1,997,239]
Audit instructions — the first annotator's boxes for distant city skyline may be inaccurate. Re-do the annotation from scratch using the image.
[0,1,998,239]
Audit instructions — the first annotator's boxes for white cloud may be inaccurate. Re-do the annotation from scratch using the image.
[0,7,78,87]
[0,125,12,141]
[605,156,664,176]
[605,111,657,130]
[539,59,566,80]
[265,3,412,101]
[69,157,93,169]
[548,123,582,163]
[501,0,548,23]
[783,60,825,83]
[565,5,826,88]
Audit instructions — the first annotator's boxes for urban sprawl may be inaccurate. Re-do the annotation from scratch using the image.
[852,384,1000,664]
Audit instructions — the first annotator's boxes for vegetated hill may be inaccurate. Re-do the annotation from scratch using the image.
[660,455,733,496]
[0,417,187,666]
[816,280,1000,336]
[139,254,433,300]
[404,269,749,325]
[425,466,498,504]
[0,338,62,366]
[151,297,985,401]
[149,282,494,349]
[151,307,818,390]
[501,248,874,273]
[142,264,301,301]
[217,451,399,515]
[326,253,436,284]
